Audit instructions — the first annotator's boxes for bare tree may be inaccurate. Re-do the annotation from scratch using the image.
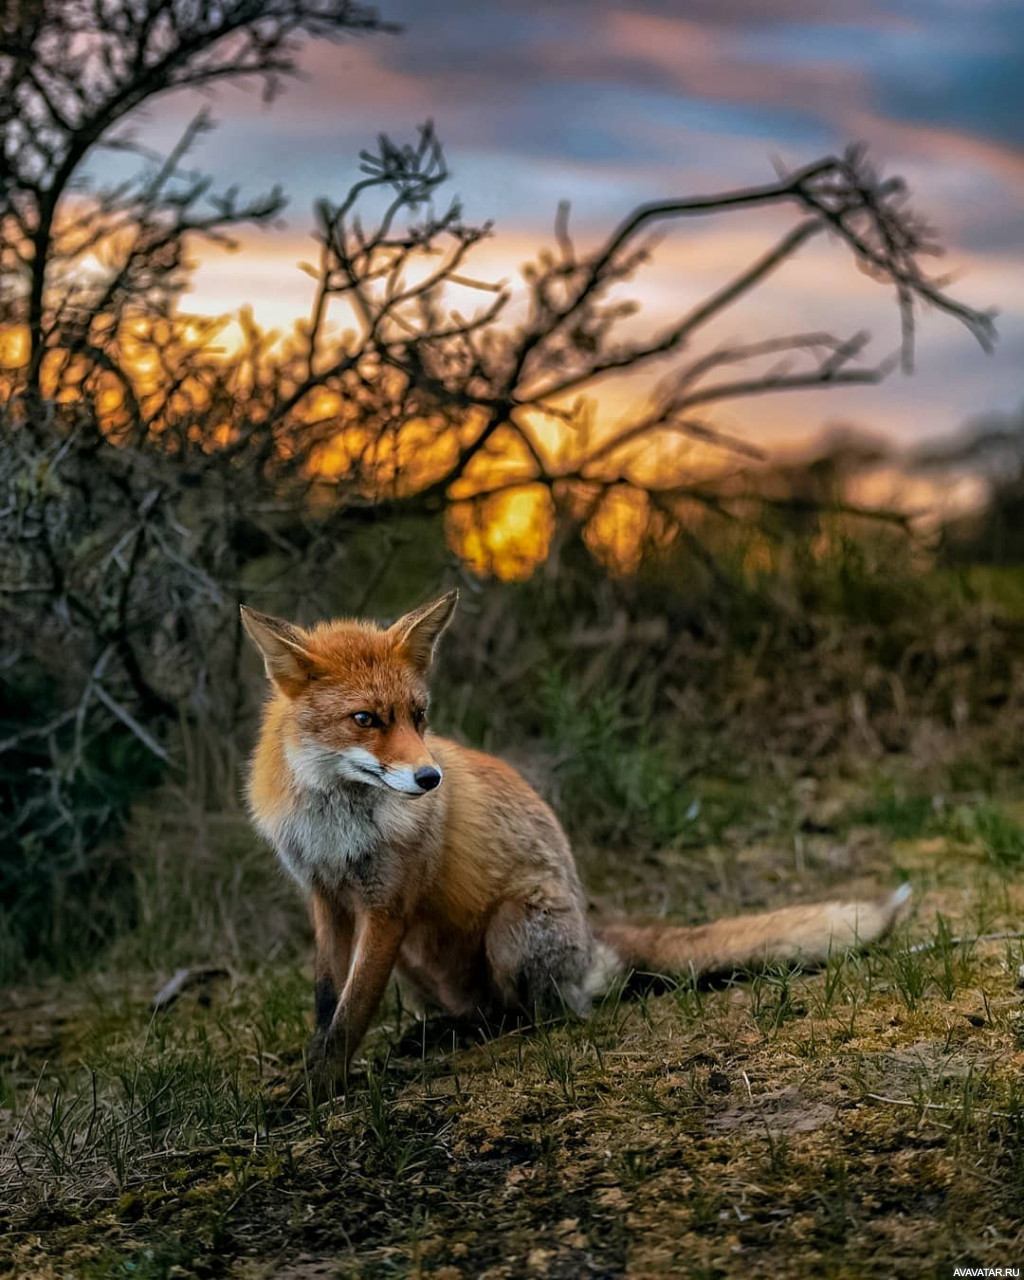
[0,0,391,961]
[301,137,995,521]
[195,131,991,582]
[1,0,388,393]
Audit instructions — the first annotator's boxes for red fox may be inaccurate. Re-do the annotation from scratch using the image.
[242,592,910,1075]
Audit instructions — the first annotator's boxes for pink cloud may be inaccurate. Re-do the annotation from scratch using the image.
[588,11,868,118]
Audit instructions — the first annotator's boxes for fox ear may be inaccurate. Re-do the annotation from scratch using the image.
[240,606,318,696]
[390,590,458,673]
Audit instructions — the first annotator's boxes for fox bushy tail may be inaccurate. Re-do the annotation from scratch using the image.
[598,885,911,979]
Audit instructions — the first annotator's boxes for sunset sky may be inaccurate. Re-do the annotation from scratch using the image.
[118,0,1023,456]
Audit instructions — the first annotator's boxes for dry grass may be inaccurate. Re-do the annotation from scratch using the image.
[3,757,1024,1278]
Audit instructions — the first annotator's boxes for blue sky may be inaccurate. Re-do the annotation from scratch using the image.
[124,0,1024,452]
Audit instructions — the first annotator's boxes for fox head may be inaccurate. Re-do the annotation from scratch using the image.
[241,591,458,798]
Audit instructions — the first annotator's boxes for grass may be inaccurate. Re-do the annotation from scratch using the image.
[3,757,1024,1278]
[852,784,1024,871]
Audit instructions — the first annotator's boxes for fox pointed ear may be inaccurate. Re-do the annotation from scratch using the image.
[240,606,318,696]
[390,590,458,673]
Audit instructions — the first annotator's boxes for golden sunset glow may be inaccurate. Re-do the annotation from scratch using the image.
[0,327,28,369]
[445,485,556,581]
[2,294,990,580]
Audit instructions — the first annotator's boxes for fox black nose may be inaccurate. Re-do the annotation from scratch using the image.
[414,765,442,792]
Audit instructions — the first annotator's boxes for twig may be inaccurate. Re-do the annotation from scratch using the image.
[864,1093,1015,1123]
[92,683,173,764]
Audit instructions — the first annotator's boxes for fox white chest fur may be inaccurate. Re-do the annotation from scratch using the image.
[257,766,430,893]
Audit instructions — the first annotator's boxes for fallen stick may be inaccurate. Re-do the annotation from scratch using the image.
[151,966,229,1012]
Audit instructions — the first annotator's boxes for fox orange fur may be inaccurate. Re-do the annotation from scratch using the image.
[242,592,910,1076]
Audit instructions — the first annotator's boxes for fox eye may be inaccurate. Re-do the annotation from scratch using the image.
[413,706,427,727]
[352,711,378,729]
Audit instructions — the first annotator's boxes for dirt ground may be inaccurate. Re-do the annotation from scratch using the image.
[3,773,1024,1278]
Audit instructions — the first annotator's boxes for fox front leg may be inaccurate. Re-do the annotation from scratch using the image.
[309,910,406,1091]
[308,890,353,1055]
